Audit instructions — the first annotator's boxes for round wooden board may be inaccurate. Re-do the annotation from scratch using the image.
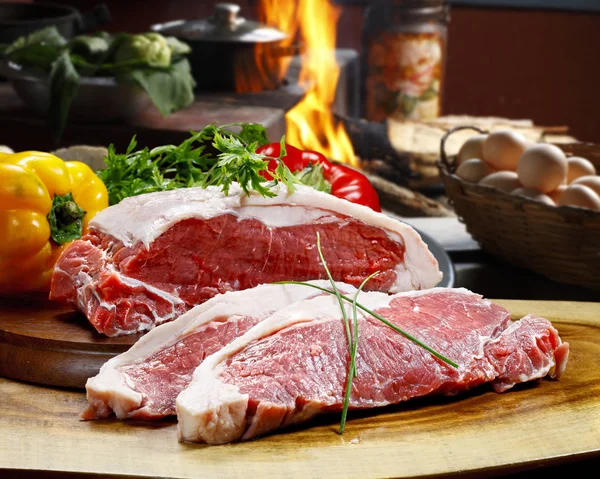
[0,294,141,389]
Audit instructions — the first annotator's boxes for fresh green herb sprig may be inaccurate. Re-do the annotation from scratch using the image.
[340,272,378,433]
[97,123,303,205]
[280,279,460,367]
[276,235,458,434]
[315,233,353,375]
[206,130,289,198]
[309,232,364,432]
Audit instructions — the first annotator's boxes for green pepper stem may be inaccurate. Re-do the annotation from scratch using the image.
[47,192,86,245]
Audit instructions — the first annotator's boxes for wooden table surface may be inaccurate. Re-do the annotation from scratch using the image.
[1,296,599,479]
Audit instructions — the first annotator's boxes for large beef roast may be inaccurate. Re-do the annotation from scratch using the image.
[50,184,441,336]
[175,287,569,444]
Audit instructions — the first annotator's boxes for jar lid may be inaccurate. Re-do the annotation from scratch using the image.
[365,0,450,25]
[371,0,447,4]
[362,0,447,5]
[151,3,287,44]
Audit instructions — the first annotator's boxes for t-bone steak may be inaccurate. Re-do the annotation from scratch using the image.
[82,281,350,420]
[176,287,569,444]
[49,184,441,336]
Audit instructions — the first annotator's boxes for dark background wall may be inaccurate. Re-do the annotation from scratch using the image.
[442,6,599,143]
[7,0,600,142]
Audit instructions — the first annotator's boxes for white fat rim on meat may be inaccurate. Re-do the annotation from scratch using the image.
[89,184,443,291]
[176,287,476,444]
[84,280,344,419]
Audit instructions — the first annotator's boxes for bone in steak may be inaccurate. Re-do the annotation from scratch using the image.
[50,184,441,336]
[82,280,347,420]
[176,287,569,444]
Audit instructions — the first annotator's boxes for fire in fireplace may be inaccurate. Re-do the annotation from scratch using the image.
[247,0,358,166]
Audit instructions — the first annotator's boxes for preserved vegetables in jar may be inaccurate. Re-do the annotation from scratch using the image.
[362,0,450,122]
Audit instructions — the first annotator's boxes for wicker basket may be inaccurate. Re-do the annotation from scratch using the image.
[438,126,600,291]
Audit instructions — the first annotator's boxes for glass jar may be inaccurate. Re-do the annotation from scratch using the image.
[361,0,450,122]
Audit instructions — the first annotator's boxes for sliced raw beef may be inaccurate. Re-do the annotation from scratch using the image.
[82,281,347,420]
[50,184,441,336]
[176,288,569,444]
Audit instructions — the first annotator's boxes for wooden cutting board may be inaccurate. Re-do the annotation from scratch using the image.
[0,299,598,479]
[0,294,140,388]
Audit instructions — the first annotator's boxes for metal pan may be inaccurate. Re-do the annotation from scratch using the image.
[151,3,298,92]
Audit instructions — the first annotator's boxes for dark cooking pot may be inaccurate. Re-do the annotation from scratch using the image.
[0,2,111,44]
[151,3,296,92]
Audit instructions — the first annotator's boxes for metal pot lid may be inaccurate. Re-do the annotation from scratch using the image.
[151,3,286,44]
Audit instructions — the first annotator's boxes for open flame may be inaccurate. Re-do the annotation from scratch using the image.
[255,0,357,166]
[237,0,298,93]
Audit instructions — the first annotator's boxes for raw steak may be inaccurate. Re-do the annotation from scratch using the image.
[82,281,347,420]
[176,288,569,444]
[50,184,441,336]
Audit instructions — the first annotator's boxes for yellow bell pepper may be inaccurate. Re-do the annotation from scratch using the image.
[0,151,108,294]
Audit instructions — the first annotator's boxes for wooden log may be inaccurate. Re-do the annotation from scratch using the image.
[364,171,455,217]
[336,114,415,186]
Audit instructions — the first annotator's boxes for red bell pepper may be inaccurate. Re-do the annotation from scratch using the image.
[257,143,382,212]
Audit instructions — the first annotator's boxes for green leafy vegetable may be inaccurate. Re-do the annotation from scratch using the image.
[114,33,172,68]
[165,36,192,56]
[48,51,80,141]
[207,131,273,197]
[2,27,195,141]
[47,192,86,245]
[121,58,195,117]
[236,123,270,147]
[5,26,67,54]
[68,34,111,58]
[97,124,299,205]
[3,26,66,72]
[97,133,206,205]
[293,163,331,194]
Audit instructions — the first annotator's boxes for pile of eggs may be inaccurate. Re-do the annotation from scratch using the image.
[455,130,600,211]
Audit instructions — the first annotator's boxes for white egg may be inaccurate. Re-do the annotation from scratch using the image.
[0,145,13,154]
[482,130,528,170]
[457,134,487,165]
[572,175,600,196]
[517,144,567,193]
[558,184,600,211]
[512,187,555,205]
[548,184,567,204]
[479,171,520,192]
[455,158,494,183]
[567,157,596,183]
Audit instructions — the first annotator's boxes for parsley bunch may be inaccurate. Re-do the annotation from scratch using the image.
[96,123,298,206]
